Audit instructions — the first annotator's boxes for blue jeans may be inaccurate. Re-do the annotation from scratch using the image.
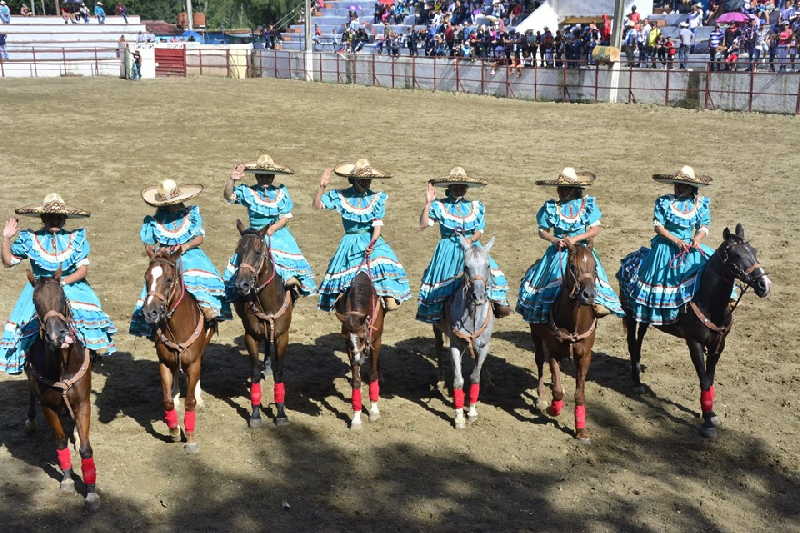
[131,62,141,80]
[678,45,689,68]
[0,13,10,24]
[96,14,105,24]
[0,45,7,60]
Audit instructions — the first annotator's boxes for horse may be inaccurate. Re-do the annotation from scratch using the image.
[618,224,771,437]
[141,248,214,452]
[335,270,385,430]
[436,236,496,429]
[24,270,100,509]
[229,221,294,427]
[530,243,598,442]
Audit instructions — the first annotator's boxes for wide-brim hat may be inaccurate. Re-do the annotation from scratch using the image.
[652,165,712,187]
[244,154,294,175]
[15,193,90,219]
[334,158,391,179]
[535,167,596,188]
[430,166,487,188]
[141,179,204,207]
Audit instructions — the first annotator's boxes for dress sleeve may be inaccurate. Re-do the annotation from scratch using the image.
[227,184,249,205]
[536,201,554,231]
[320,189,340,212]
[475,201,486,231]
[70,229,90,267]
[371,192,387,227]
[188,205,206,238]
[585,196,602,227]
[696,196,711,232]
[279,185,294,219]
[139,216,156,245]
[427,200,443,226]
[8,230,31,265]
[652,196,668,227]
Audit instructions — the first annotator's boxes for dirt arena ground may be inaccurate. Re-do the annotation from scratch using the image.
[0,77,798,532]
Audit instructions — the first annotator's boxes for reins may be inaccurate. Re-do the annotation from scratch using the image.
[238,235,291,343]
[548,246,597,357]
[451,272,492,360]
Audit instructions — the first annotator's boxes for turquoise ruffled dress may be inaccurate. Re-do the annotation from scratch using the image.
[516,196,624,324]
[130,205,229,337]
[617,194,714,325]
[223,184,317,297]
[317,186,411,312]
[416,197,509,323]
[0,229,117,374]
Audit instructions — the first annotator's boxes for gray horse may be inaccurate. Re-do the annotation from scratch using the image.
[437,236,496,429]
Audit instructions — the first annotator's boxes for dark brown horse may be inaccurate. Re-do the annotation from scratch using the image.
[335,270,384,430]
[531,244,598,442]
[141,248,214,452]
[229,221,294,427]
[619,224,771,437]
[25,270,99,509]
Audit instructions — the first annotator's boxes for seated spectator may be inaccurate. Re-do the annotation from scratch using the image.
[20,4,31,16]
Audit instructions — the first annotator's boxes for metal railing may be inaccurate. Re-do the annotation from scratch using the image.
[0,46,120,78]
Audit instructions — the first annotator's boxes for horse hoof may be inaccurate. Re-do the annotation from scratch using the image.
[84,492,101,511]
[699,424,717,439]
[708,415,721,427]
[546,406,562,417]
[454,418,466,430]
[183,442,200,454]
[249,417,265,428]
[369,412,381,423]
[576,430,592,443]
[169,428,181,443]
[59,478,75,492]
[349,421,363,431]
[274,417,290,427]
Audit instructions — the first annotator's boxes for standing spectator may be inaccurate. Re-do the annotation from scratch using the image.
[94,2,106,24]
[624,24,639,66]
[688,3,703,33]
[647,21,662,68]
[542,26,554,66]
[0,1,11,24]
[665,35,677,68]
[627,4,641,26]
[708,23,724,70]
[61,5,72,23]
[116,4,128,24]
[80,3,90,23]
[131,49,141,79]
[0,32,7,60]
[678,21,693,68]
[407,26,419,55]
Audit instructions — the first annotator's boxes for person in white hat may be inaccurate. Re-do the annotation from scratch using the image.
[130,180,229,337]
[0,194,117,374]
[94,1,105,24]
[0,1,11,24]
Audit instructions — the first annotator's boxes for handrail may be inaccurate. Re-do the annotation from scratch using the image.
[274,1,306,32]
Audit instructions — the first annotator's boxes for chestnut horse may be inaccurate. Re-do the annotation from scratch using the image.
[141,249,214,452]
[531,244,598,442]
[618,224,771,437]
[25,271,99,509]
[335,270,384,430]
[229,221,294,427]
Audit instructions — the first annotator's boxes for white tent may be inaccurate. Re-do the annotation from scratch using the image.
[515,0,654,35]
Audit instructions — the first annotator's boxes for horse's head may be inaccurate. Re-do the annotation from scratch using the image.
[233,219,271,297]
[720,224,771,298]
[31,269,73,350]
[335,271,375,365]
[460,235,494,305]
[565,242,597,306]
[142,248,182,324]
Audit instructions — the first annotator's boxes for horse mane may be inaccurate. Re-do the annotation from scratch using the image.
[347,271,376,313]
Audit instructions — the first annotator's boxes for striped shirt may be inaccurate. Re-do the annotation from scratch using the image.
[709,29,724,48]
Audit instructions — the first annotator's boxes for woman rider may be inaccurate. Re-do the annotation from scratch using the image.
[0,194,116,374]
[417,166,511,325]
[618,165,718,325]
[517,167,624,323]
[223,154,317,299]
[312,159,411,312]
[130,179,228,337]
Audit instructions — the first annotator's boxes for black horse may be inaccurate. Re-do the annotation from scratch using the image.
[618,224,771,437]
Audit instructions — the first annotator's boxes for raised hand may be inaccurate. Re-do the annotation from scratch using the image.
[2,217,19,239]
[319,168,333,188]
[230,163,246,181]
[425,181,436,203]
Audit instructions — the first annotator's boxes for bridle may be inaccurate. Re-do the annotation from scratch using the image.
[237,234,277,294]
[549,246,597,356]
[451,262,493,359]
[718,240,766,289]
[237,233,290,343]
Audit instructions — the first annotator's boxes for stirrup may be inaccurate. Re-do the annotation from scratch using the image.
[593,304,612,318]
[382,297,401,312]
[201,306,219,323]
[492,302,512,318]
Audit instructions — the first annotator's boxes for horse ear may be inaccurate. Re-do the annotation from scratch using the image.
[458,235,471,251]
[26,269,35,285]
[723,227,731,241]
[585,239,594,250]
[735,223,745,240]
[236,219,246,235]
[483,236,496,253]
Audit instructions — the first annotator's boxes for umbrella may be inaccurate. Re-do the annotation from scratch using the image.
[716,12,750,24]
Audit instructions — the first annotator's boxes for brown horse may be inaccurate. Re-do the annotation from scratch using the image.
[229,221,294,427]
[25,270,99,509]
[335,270,384,430]
[531,244,598,442]
[141,248,214,452]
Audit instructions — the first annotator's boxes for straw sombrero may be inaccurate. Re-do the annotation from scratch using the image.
[15,193,90,219]
[535,167,596,188]
[141,179,204,207]
[333,158,391,179]
[430,166,488,188]
[652,165,712,187]
[244,154,294,175]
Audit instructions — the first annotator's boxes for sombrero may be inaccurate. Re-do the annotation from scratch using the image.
[430,166,488,188]
[652,165,712,187]
[243,154,294,175]
[15,193,90,219]
[535,167,596,188]
[333,158,391,179]
[141,179,204,207]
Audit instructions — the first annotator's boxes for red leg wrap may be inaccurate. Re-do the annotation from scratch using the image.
[184,410,196,433]
[710,385,716,400]
[81,457,97,485]
[352,388,362,412]
[274,382,286,404]
[700,388,714,413]
[469,383,480,405]
[453,388,465,409]
[369,380,380,402]
[575,405,586,429]
[550,399,564,416]
[250,382,262,406]
[164,409,178,429]
[56,447,72,471]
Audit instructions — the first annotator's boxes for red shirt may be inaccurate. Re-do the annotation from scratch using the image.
[628,12,641,24]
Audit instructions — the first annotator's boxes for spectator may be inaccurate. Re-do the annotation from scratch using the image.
[116,3,128,24]
[678,21,693,68]
[688,3,703,33]
[624,24,640,66]
[665,36,677,68]
[627,5,641,26]
[0,32,7,60]
[80,3,90,23]
[777,22,793,70]
[647,20,662,68]
[131,49,141,80]
[95,2,106,24]
[709,23,725,70]
[61,6,72,23]
[0,1,10,24]
[20,4,31,16]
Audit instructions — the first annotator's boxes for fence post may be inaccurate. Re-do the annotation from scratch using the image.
[795,74,800,115]
[533,62,537,100]
[274,50,278,78]
[94,47,98,76]
[505,63,510,98]
[594,63,599,102]
[748,67,754,113]
[62,47,67,76]
[32,48,37,77]
[455,58,460,92]
[391,55,395,89]
[336,51,340,83]
[318,52,322,82]
[226,49,231,78]
[433,56,436,91]
[628,65,633,103]
[480,59,484,95]
[412,55,416,88]
[704,62,710,109]
[0,51,4,78]
[665,66,670,106]
[561,64,567,101]
[199,49,203,75]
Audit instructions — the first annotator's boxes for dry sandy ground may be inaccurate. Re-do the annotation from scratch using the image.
[0,77,798,532]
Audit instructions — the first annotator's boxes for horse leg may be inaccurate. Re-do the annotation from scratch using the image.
[546,355,564,417]
[159,362,180,442]
[368,337,382,422]
[433,324,447,387]
[349,352,363,430]
[74,395,99,509]
[272,334,290,426]
[626,318,649,393]
[687,340,717,438]
[182,356,201,453]
[531,326,548,411]
[451,344,466,429]
[41,405,74,491]
[573,347,591,442]
[244,333,264,428]
[467,343,490,421]
[25,385,37,433]
[704,350,722,428]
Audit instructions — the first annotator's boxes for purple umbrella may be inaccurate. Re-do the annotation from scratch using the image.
[716,12,750,24]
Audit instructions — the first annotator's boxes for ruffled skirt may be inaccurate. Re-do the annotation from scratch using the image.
[0,280,117,375]
[224,226,317,299]
[416,237,509,323]
[516,244,624,324]
[318,233,411,311]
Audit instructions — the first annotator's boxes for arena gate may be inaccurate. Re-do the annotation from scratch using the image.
[154,48,187,77]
